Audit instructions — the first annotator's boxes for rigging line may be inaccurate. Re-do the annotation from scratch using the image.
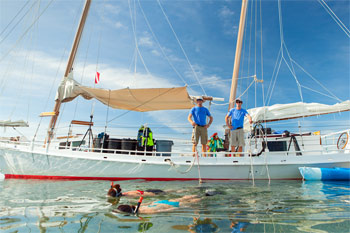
[128,0,151,77]
[266,54,283,105]
[259,0,264,84]
[259,0,267,131]
[0,0,55,63]
[53,102,66,138]
[27,0,41,123]
[282,42,297,77]
[103,90,111,143]
[107,87,176,123]
[211,102,229,106]
[128,0,138,78]
[244,1,255,105]
[10,7,35,120]
[137,0,193,92]
[0,0,30,37]
[133,0,137,77]
[246,0,254,92]
[90,0,106,118]
[254,0,258,108]
[237,79,255,100]
[0,0,37,45]
[282,56,304,102]
[156,0,207,96]
[300,84,342,101]
[237,5,250,101]
[187,76,255,87]
[72,14,95,122]
[266,48,281,102]
[128,47,137,71]
[277,0,284,48]
[318,0,350,38]
[291,59,342,102]
[42,0,83,114]
[266,57,283,106]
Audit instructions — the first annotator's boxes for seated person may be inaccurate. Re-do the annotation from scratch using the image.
[108,183,166,198]
[115,195,201,214]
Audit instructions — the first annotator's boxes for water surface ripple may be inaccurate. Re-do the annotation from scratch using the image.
[0,179,349,232]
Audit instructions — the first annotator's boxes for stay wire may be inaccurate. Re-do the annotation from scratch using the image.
[156,0,207,96]
[291,59,342,102]
[0,0,55,63]
[318,0,350,38]
[26,0,41,123]
[32,0,82,144]
[128,0,151,77]
[0,0,37,45]
[0,0,30,38]
[90,0,106,119]
[137,0,193,92]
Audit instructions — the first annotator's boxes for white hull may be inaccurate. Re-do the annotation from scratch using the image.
[0,142,349,180]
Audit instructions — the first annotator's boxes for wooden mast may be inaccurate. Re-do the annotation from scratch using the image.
[224,0,248,149]
[228,0,248,110]
[46,0,92,144]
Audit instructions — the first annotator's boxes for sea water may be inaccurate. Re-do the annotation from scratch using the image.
[0,179,349,233]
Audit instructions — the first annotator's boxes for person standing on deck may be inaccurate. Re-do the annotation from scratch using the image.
[225,98,253,156]
[188,97,213,156]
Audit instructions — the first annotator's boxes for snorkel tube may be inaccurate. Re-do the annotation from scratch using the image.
[133,190,144,214]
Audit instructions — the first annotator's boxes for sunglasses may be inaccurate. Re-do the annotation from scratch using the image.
[236,101,242,103]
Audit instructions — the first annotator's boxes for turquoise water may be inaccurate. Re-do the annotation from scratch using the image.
[0,179,349,232]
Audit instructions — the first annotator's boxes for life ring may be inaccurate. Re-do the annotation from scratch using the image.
[337,132,349,150]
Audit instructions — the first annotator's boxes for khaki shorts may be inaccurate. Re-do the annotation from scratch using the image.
[230,128,245,147]
[191,126,208,145]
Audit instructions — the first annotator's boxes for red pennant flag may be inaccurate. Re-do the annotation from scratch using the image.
[95,71,100,84]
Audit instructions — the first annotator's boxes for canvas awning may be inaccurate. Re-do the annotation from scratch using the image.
[55,75,194,112]
[243,100,350,130]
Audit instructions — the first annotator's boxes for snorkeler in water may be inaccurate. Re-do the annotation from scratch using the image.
[107,182,166,198]
[115,195,201,214]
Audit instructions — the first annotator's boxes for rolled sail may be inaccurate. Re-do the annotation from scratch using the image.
[243,101,350,130]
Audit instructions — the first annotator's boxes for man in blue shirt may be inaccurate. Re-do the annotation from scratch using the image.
[225,98,252,156]
[188,97,213,156]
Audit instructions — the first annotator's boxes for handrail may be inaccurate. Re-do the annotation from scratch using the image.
[0,139,345,156]
[321,129,350,138]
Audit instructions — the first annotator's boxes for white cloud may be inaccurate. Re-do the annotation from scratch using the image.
[114,21,125,29]
[102,4,121,15]
[218,5,237,36]
[219,5,234,18]
[138,35,153,47]
[151,49,161,56]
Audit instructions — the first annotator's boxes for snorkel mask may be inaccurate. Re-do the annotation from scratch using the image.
[110,182,123,197]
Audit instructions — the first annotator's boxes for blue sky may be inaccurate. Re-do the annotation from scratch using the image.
[0,0,349,142]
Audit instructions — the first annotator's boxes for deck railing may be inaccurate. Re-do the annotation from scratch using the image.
[1,134,348,158]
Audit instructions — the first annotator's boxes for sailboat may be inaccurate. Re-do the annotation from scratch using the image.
[0,0,349,181]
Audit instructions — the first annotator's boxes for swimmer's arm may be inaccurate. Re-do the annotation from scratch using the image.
[123,191,155,197]
[139,205,176,214]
